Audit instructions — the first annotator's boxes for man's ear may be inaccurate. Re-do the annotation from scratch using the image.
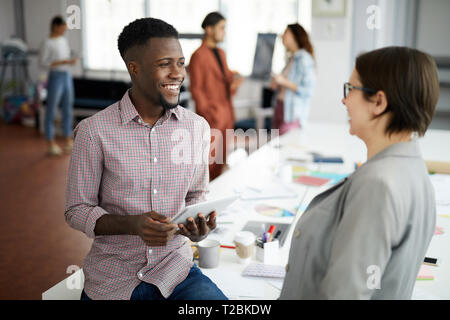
[127,60,139,78]
[204,25,213,37]
[371,90,389,116]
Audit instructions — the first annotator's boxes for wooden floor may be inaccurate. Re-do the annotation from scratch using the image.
[0,122,92,300]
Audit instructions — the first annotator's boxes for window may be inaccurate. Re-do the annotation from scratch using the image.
[147,0,219,65]
[83,0,311,74]
[222,0,298,75]
[83,0,145,71]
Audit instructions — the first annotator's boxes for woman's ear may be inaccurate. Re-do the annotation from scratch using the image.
[371,91,389,116]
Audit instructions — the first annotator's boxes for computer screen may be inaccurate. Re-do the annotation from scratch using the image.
[250,33,277,80]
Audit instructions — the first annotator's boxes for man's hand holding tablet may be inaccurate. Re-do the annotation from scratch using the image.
[171,195,239,242]
[175,211,217,242]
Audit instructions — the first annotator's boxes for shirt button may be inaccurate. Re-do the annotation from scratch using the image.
[148,249,153,255]
[138,272,143,279]
[294,229,301,238]
[153,157,157,163]
[153,189,157,194]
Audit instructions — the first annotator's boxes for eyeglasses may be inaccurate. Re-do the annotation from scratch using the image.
[343,82,377,99]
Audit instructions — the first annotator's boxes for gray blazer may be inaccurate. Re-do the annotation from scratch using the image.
[280,141,436,299]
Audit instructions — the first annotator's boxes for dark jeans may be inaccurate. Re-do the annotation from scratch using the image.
[80,264,228,300]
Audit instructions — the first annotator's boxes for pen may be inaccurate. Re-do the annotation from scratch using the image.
[267,225,276,242]
[220,245,236,249]
[273,230,281,240]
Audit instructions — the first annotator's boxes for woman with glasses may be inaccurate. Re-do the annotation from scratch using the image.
[280,46,439,299]
[270,23,316,135]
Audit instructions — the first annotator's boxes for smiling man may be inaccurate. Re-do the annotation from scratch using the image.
[65,18,227,300]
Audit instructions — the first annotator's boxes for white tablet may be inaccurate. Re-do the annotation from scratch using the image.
[171,195,239,225]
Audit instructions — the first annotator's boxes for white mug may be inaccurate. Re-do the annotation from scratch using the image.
[193,239,221,268]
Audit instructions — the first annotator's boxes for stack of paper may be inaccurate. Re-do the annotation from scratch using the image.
[429,174,450,215]
[416,264,435,280]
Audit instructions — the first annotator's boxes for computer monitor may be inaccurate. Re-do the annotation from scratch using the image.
[250,33,277,80]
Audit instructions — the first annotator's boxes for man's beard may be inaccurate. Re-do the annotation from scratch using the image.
[159,92,180,110]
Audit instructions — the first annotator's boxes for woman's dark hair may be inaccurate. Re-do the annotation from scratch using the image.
[356,46,439,137]
[50,16,65,30]
[118,18,179,59]
[287,23,314,58]
[201,12,225,29]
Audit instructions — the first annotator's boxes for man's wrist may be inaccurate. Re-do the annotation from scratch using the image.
[94,214,140,236]
[189,234,208,243]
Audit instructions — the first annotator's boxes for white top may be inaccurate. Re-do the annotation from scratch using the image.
[40,36,72,72]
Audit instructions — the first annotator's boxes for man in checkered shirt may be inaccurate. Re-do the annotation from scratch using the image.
[65,18,227,300]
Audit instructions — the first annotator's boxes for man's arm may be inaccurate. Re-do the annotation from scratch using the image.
[188,53,216,124]
[185,119,210,206]
[64,121,109,239]
[177,119,215,242]
[95,211,178,247]
[65,121,178,245]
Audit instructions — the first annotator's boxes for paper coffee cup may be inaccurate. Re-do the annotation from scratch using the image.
[234,231,256,264]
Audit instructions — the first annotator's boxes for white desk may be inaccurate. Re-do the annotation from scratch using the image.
[201,122,450,300]
[42,122,450,300]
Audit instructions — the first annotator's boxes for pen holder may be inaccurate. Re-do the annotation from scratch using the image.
[255,238,280,265]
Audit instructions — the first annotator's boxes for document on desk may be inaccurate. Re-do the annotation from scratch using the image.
[429,173,450,215]
[412,287,441,300]
[236,184,297,200]
[200,267,266,299]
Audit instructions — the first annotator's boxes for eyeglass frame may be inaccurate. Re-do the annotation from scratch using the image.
[343,82,377,99]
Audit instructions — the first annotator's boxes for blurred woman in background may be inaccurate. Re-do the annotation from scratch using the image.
[271,23,315,135]
[40,16,77,156]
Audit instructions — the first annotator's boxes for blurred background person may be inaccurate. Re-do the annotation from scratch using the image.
[40,15,77,156]
[271,23,315,135]
[189,11,244,181]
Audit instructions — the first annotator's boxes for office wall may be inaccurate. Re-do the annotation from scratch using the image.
[416,0,450,113]
[416,0,450,56]
[0,0,16,43]
[306,0,354,125]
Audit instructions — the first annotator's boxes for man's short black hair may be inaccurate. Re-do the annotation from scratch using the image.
[201,12,225,29]
[118,18,179,60]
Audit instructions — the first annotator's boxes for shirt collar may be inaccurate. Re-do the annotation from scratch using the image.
[368,140,422,163]
[119,89,181,125]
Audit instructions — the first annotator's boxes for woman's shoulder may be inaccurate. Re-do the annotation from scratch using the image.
[295,49,314,61]
[349,153,429,195]
[293,49,315,71]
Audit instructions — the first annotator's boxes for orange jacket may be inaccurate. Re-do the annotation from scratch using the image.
[188,41,236,131]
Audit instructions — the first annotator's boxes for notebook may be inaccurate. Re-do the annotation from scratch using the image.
[294,175,330,187]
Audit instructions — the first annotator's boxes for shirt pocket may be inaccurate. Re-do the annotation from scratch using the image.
[103,147,153,200]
